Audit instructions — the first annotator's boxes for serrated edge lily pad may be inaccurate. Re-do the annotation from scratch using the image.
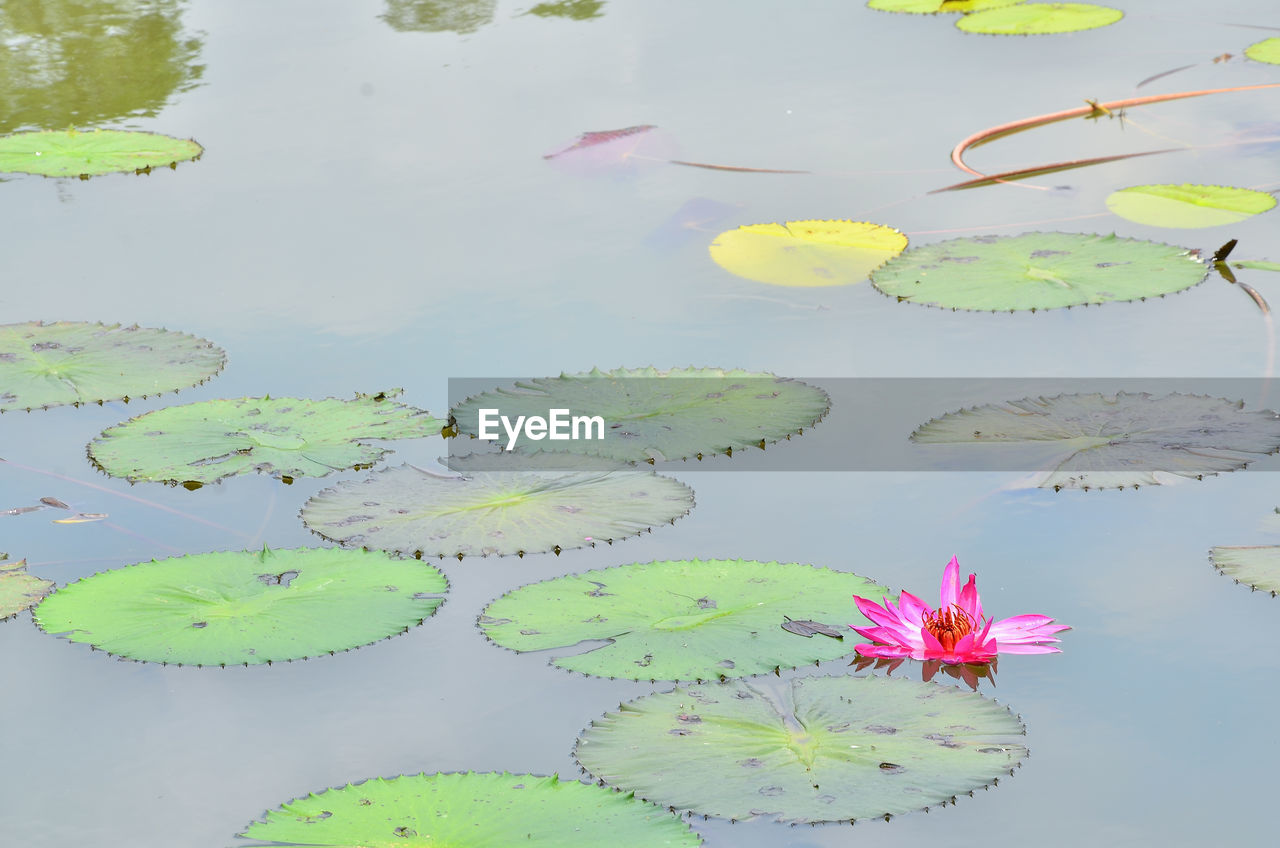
[479,559,892,681]
[868,0,1022,13]
[957,3,1124,35]
[574,675,1027,823]
[0,558,53,620]
[870,232,1206,312]
[31,546,448,666]
[1211,546,1280,596]
[88,393,445,486]
[302,463,695,559]
[708,220,907,287]
[0,129,203,178]
[239,772,702,847]
[1106,184,1276,229]
[0,322,225,412]
[1245,37,1280,65]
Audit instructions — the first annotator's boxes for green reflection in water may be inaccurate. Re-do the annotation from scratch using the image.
[0,0,203,133]
[380,0,497,34]
[525,0,605,20]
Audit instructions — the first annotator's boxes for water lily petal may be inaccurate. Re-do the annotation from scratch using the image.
[958,572,983,620]
[897,589,931,622]
[995,643,1062,655]
[853,642,914,659]
[939,555,961,609]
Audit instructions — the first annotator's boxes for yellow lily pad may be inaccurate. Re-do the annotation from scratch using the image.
[1106,184,1276,229]
[709,220,907,288]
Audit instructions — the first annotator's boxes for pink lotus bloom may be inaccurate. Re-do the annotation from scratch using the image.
[850,556,1069,664]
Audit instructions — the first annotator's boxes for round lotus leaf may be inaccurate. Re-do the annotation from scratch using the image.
[0,322,225,412]
[912,392,1280,490]
[957,3,1123,34]
[868,0,1022,13]
[870,232,1206,311]
[302,464,694,559]
[0,129,202,177]
[1106,184,1276,229]
[1,558,53,620]
[481,559,890,681]
[708,220,907,287]
[88,394,444,486]
[239,772,701,847]
[575,675,1027,823]
[1245,37,1280,65]
[452,367,830,464]
[1211,546,1280,596]
[32,546,447,666]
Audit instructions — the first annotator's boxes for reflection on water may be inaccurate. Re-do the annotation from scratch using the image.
[380,0,497,34]
[0,0,202,133]
[525,0,606,20]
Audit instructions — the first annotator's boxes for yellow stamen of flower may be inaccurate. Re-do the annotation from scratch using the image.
[923,604,975,652]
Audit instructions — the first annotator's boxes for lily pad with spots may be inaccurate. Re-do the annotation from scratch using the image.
[88,393,444,486]
[957,3,1123,35]
[0,322,225,412]
[911,392,1280,490]
[480,559,891,681]
[302,463,694,559]
[240,772,700,847]
[708,220,907,287]
[1106,184,1276,229]
[870,232,1205,311]
[0,129,202,177]
[1,558,53,620]
[32,546,447,666]
[451,367,829,465]
[575,675,1027,823]
[1211,546,1280,596]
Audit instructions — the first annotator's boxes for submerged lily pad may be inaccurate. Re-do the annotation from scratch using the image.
[88,393,444,486]
[575,675,1026,823]
[957,3,1123,34]
[870,232,1205,311]
[32,547,447,666]
[1245,37,1280,66]
[480,560,890,681]
[708,220,907,287]
[868,0,1021,12]
[1,558,53,620]
[1106,184,1276,229]
[452,367,829,464]
[1234,261,1280,273]
[1211,546,1280,596]
[912,392,1280,490]
[0,322,225,412]
[240,772,700,847]
[0,129,202,177]
[302,464,694,559]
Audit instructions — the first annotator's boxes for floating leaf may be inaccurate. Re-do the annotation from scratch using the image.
[709,221,907,288]
[912,392,1280,490]
[870,232,1205,311]
[0,129,201,177]
[957,3,1123,34]
[302,464,694,559]
[1245,37,1280,66]
[1233,260,1280,272]
[867,0,1022,13]
[452,367,829,464]
[32,547,447,666]
[543,125,675,175]
[1,558,53,620]
[88,394,444,486]
[1211,547,1280,596]
[1106,184,1276,229]
[575,675,1027,823]
[240,772,700,847]
[0,322,225,412]
[480,560,890,681]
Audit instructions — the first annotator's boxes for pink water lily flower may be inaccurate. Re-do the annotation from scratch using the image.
[850,556,1069,664]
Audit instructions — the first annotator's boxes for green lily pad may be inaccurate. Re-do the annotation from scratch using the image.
[912,392,1280,490]
[708,220,907,287]
[868,0,1022,13]
[303,464,694,559]
[240,772,700,847]
[0,322,225,412]
[1211,546,1280,596]
[88,393,444,486]
[957,3,1123,34]
[480,559,890,681]
[452,367,829,464]
[1234,261,1280,273]
[1106,184,1276,229]
[0,129,202,177]
[1245,37,1280,65]
[870,232,1205,311]
[1,558,53,620]
[575,675,1027,823]
[32,546,447,666]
